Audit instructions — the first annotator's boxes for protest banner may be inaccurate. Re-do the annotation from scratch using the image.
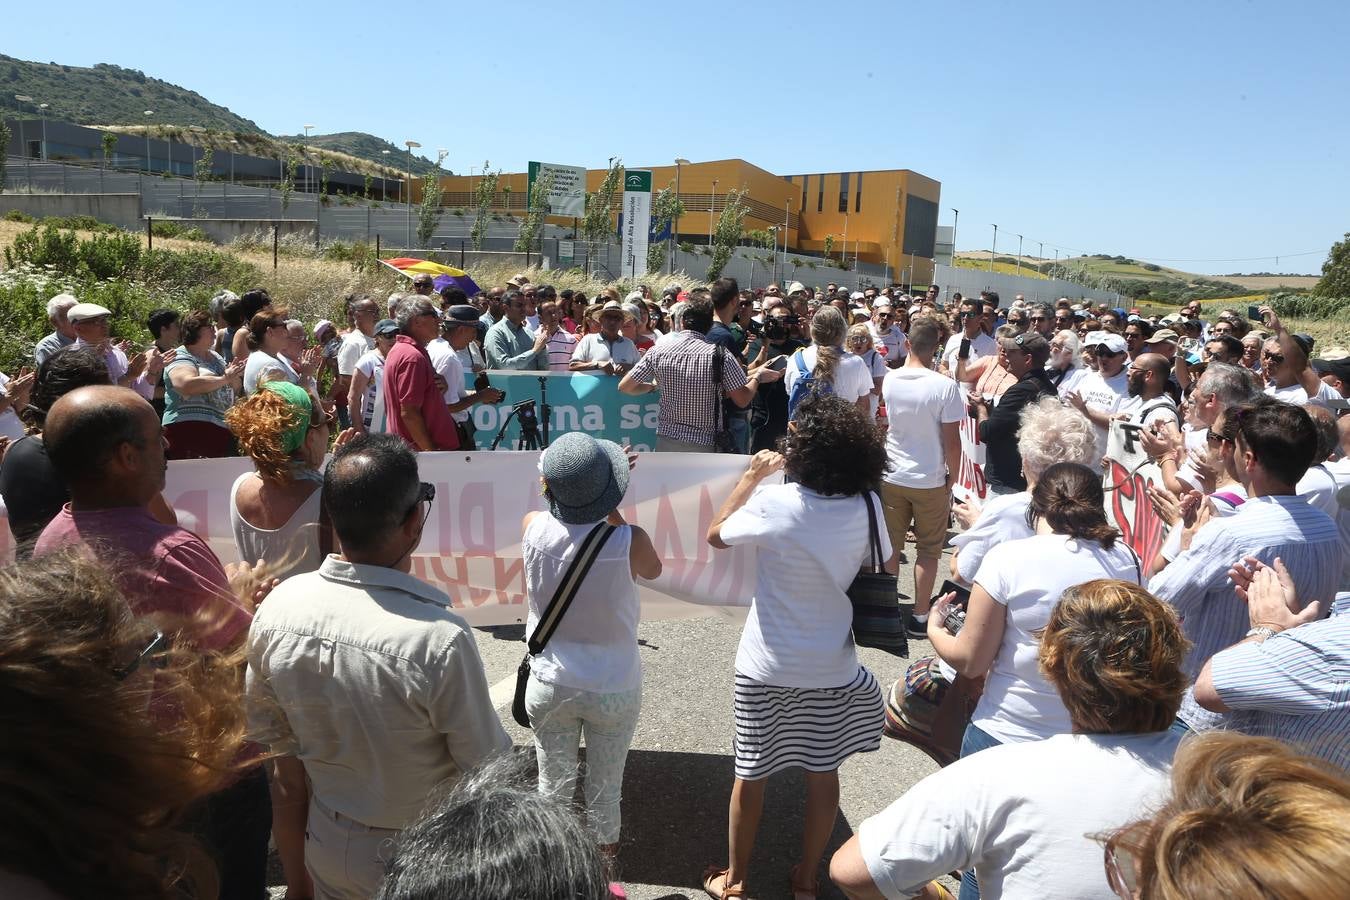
[1102,419,1167,566]
[956,414,988,500]
[621,169,652,279]
[526,161,586,217]
[0,452,764,627]
[470,370,662,450]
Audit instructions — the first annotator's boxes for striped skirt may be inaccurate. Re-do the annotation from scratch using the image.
[733,666,885,780]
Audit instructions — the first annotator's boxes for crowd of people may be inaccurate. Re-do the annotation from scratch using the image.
[0,272,1347,900]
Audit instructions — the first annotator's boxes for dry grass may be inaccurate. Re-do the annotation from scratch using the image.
[1222,274,1320,291]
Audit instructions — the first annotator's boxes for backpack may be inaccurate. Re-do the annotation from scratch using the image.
[787,349,834,420]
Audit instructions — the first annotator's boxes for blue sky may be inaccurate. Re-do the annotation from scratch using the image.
[6,0,1348,274]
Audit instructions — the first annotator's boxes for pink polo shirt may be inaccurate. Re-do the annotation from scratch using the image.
[34,504,250,650]
[382,335,461,451]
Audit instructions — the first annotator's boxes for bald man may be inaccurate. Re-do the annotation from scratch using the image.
[32,385,271,896]
[1122,352,1179,431]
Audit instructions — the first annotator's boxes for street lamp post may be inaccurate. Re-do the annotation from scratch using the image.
[142,110,154,196]
[13,95,32,188]
[951,208,959,270]
[990,224,998,272]
[404,139,421,248]
[303,124,314,195]
[38,103,48,160]
[782,197,791,284]
[1015,234,1024,276]
[708,178,718,247]
[672,157,690,275]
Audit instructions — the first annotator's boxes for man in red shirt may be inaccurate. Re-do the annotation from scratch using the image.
[384,297,461,451]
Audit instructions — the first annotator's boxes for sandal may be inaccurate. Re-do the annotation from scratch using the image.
[702,865,745,899]
[789,863,818,899]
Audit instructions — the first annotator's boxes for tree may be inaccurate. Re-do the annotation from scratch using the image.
[101,132,117,167]
[706,189,750,280]
[192,147,214,217]
[646,182,685,274]
[417,171,445,248]
[279,148,299,212]
[824,234,835,259]
[470,160,499,251]
[363,174,373,201]
[581,160,623,274]
[514,171,554,252]
[1315,233,1350,298]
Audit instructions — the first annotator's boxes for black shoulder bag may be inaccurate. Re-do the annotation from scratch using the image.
[847,491,908,657]
[711,346,740,453]
[512,522,618,728]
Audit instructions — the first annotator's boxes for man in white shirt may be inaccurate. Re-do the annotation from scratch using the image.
[940,298,997,382]
[335,297,379,428]
[867,302,907,368]
[67,302,159,400]
[1066,332,1130,461]
[571,302,639,374]
[538,297,578,372]
[1120,352,1179,430]
[427,306,505,447]
[247,435,511,899]
[1261,326,1342,409]
[880,317,964,635]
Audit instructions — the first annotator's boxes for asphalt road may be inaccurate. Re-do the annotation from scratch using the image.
[269,548,958,900]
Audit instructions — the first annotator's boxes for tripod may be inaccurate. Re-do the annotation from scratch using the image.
[487,379,553,451]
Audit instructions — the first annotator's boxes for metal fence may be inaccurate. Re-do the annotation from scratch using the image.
[932,263,1123,307]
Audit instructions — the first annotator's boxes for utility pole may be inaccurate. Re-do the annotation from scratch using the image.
[990,224,998,272]
[1015,234,1023,276]
[404,139,421,249]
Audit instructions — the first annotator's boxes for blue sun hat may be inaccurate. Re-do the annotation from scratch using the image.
[540,432,629,525]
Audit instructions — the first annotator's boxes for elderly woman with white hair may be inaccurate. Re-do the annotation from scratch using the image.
[950,397,1098,586]
[522,433,661,859]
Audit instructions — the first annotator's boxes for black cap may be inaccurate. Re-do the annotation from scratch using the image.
[443,304,480,326]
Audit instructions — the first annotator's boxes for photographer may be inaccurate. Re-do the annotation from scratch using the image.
[745,305,806,452]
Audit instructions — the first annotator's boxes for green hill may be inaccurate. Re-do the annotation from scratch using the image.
[0,54,442,177]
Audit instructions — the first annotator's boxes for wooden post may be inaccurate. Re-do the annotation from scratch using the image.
[272,225,278,271]
[146,216,152,250]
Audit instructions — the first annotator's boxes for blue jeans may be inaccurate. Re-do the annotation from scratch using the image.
[1169,717,1193,738]
[958,724,1003,900]
[729,414,750,454]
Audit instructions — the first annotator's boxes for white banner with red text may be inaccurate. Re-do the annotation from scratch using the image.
[0,452,766,626]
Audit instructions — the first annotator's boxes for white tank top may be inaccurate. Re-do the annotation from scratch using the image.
[523,513,640,694]
[229,471,324,582]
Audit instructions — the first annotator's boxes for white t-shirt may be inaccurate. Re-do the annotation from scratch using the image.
[571,333,640,367]
[852,348,888,418]
[353,349,388,433]
[881,367,966,489]
[784,346,874,404]
[858,732,1179,900]
[951,491,1032,583]
[1053,365,1091,399]
[868,323,909,364]
[1267,379,1342,409]
[243,350,300,395]
[970,533,1143,743]
[1118,394,1179,429]
[1073,368,1129,460]
[720,483,891,688]
[1298,463,1340,518]
[0,372,25,441]
[426,337,468,421]
[941,331,998,375]
[338,330,374,377]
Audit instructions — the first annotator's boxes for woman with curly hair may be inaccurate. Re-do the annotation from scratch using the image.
[702,394,893,899]
[225,381,350,581]
[832,579,1189,900]
[162,310,246,459]
[0,550,248,900]
[1101,733,1350,900]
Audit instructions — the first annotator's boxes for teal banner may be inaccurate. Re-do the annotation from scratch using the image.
[467,370,662,450]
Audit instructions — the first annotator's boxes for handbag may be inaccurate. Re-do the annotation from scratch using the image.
[710,347,740,454]
[511,522,618,728]
[883,656,985,767]
[848,492,908,657]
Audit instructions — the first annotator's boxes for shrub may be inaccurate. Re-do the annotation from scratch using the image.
[3,209,35,223]
[1268,292,1350,320]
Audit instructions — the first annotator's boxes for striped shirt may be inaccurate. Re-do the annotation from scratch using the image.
[626,330,747,446]
[1210,614,1350,770]
[1149,494,1341,731]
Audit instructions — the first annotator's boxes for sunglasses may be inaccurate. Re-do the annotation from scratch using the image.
[1262,351,1285,364]
[113,630,169,680]
[405,481,436,521]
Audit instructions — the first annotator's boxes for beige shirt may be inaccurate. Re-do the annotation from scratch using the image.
[245,556,511,829]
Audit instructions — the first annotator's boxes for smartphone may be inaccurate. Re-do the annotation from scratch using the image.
[768,355,788,372]
[935,579,972,607]
[1248,305,1263,322]
[950,483,974,505]
[959,337,972,357]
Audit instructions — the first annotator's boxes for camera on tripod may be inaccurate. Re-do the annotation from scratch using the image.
[488,380,552,451]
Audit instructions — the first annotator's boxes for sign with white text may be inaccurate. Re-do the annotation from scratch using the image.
[527,161,587,217]
[621,169,652,279]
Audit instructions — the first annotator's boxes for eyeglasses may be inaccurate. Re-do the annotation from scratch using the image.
[1262,351,1285,364]
[113,630,168,680]
[1102,828,1142,900]
[1029,315,1047,322]
[405,481,436,521]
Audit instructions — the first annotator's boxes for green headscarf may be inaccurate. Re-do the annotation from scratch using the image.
[261,380,313,454]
